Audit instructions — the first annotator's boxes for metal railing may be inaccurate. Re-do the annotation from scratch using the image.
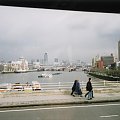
[40,81,120,90]
[0,81,120,92]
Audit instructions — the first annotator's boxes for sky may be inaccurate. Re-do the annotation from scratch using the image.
[0,6,120,64]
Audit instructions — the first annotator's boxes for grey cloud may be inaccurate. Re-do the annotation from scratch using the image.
[0,6,120,63]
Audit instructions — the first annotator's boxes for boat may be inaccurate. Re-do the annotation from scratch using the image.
[14,69,28,73]
[32,81,41,91]
[52,73,62,75]
[12,83,24,91]
[38,73,53,78]
[0,83,12,90]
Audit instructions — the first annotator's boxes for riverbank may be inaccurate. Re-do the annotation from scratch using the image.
[88,72,120,81]
[0,69,38,74]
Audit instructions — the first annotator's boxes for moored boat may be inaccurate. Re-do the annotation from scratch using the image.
[52,72,62,75]
[38,73,52,78]
[32,81,41,91]
[14,69,28,73]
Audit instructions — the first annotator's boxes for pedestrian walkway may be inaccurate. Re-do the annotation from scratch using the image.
[0,89,120,108]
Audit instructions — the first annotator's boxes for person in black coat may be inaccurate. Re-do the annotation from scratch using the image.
[85,78,94,100]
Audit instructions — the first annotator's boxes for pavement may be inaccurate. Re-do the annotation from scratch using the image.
[0,89,120,108]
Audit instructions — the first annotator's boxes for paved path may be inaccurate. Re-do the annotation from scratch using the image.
[0,90,120,108]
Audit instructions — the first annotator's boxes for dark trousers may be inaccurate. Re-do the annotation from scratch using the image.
[71,90,74,95]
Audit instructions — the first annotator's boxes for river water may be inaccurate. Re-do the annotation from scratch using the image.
[0,70,90,84]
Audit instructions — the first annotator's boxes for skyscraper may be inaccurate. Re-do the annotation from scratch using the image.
[44,53,48,65]
[118,40,120,61]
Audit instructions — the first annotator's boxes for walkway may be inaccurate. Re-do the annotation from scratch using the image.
[0,89,120,108]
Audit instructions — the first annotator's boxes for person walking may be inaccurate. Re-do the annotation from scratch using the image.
[85,78,93,100]
[71,80,82,97]
[71,80,77,96]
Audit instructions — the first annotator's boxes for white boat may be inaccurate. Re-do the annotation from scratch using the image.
[32,81,41,91]
[38,73,52,78]
[0,83,12,90]
[14,69,27,73]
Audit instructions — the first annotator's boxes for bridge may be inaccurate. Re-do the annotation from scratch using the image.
[0,80,120,94]
[0,0,120,13]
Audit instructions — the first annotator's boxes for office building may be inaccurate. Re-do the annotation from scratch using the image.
[44,53,48,65]
[101,54,114,68]
[118,40,120,61]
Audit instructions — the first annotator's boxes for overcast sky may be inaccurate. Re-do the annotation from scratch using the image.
[0,6,120,64]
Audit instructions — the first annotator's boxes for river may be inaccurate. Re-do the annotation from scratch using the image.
[0,70,90,84]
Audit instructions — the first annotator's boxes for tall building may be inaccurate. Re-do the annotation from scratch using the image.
[44,53,48,65]
[101,54,114,67]
[118,40,120,61]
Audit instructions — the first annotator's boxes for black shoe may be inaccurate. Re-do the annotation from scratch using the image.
[88,98,92,100]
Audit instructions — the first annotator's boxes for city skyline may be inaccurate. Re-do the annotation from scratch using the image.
[0,6,120,64]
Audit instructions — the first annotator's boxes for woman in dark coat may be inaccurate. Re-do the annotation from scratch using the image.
[71,80,82,97]
[71,80,77,95]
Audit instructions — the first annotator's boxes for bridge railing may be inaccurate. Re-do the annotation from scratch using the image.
[0,81,120,92]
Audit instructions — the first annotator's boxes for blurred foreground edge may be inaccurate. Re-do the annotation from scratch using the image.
[0,0,120,13]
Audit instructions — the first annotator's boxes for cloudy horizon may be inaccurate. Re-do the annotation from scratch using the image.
[0,6,120,64]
